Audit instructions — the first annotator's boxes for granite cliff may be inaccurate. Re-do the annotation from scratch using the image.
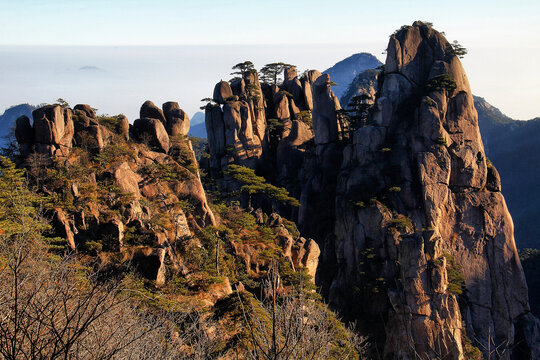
[203,21,540,359]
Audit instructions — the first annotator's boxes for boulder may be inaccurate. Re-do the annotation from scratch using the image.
[32,105,74,148]
[114,162,142,199]
[273,92,290,121]
[213,81,234,104]
[205,106,226,171]
[73,104,96,119]
[140,100,166,123]
[53,208,76,251]
[119,115,130,141]
[133,118,170,153]
[230,78,246,97]
[162,101,190,137]
[291,237,320,280]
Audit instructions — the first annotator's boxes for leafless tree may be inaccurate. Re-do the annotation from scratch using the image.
[0,196,223,359]
[237,266,369,360]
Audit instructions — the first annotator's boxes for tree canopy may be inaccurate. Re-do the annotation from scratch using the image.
[231,61,255,77]
[224,164,300,207]
[259,62,293,85]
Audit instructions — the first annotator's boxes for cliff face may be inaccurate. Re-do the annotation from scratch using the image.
[204,21,540,358]
[328,21,537,358]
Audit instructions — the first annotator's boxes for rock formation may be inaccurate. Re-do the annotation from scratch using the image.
[203,21,540,359]
[14,100,216,285]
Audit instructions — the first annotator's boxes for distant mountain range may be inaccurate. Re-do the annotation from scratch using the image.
[188,111,206,138]
[322,52,382,100]
[474,97,540,248]
[0,104,36,148]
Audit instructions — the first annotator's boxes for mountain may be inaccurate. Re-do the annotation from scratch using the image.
[202,21,540,358]
[0,104,36,147]
[339,68,379,108]
[337,62,540,251]
[7,22,540,360]
[322,53,382,100]
[474,96,540,249]
[188,111,207,138]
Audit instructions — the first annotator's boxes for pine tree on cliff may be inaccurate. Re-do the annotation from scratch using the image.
[260,62,293,85]
[231,61,255,77]
[224,164,300,208]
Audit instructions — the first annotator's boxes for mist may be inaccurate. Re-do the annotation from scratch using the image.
[0,44,383,122]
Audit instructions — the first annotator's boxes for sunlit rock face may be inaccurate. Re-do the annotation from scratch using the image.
[326,21,536,359]
[202,21,539,359]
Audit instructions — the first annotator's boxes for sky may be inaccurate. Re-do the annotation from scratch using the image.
[0,0,539,120]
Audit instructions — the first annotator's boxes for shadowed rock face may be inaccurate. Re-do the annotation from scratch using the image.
[203,21,539,359]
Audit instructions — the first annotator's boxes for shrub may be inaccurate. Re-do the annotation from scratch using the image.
[443,252,466,295]
[436,137,447,146]
[426,74,457,93]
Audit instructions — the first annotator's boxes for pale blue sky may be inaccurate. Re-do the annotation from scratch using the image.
[0,0,539,119]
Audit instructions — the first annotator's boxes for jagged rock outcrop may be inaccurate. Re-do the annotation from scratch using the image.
[312,74,341,144]
[15,100,216,286]
[213,81,234,104]
[323,21,537,359]
[140,100,166,124]
[163,101,190,136]
[202,21,539,359]
[31,105,74,156]
[133,117,170,153]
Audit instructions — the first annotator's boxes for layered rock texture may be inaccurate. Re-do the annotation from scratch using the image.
[203,21,539,359]
[15,101,215,286]
[328,22,536,359]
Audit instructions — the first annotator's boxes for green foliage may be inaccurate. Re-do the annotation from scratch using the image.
[436,137,448,146]
[282,218,300,239]
[279,261,316,293]
[259,62,293,85]
[200,97,219,110]
[387,215,412,231]
[392,24,411,36]
[462,335,484,360]
[266,118,284,134]
[82,240,103,255]
[426,74,457,93]
[94,143,136,170]
[451,40,468,59]
[97,114,126,134]
[54,98,70,108]
[339,93,374,134]
[225,165,300,207]
[443,252,466,296]
[388,186,401,192]
[231,61,255,77]
[0,157,49,238]
[296,110,313,129]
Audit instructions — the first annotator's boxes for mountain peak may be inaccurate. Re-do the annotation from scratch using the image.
[323,52,382,99]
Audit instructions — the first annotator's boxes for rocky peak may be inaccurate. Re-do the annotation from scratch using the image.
[202,21,539,359]
[325,21,538,358]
